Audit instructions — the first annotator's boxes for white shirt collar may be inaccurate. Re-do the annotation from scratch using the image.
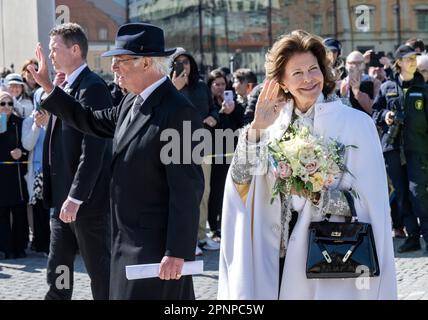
[65,63,88,86]
[138,76,168,102]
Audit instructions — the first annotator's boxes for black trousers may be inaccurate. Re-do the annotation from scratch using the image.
[45,212,110,300]
[278,211,298,297]
[31,199,50,253]
[405,152,428,242]
[208,161,230,233]
[384,150,412,231]
[0,204,28,256]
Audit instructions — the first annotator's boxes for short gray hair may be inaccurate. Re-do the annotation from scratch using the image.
[150,56,172,75]
[134,56,172,75]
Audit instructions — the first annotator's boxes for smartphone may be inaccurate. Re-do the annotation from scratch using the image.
[369,51,385,68]
[224,90,234,103]
[174,61,184,76]
[348,66,361,82]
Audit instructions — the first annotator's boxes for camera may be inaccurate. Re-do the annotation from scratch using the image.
[386,104,405,145]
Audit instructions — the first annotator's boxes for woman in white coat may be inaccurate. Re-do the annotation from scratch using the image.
[218,30,397,300]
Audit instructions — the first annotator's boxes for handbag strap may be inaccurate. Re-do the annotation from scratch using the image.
[324,190,358,222]
[343,190,358,222]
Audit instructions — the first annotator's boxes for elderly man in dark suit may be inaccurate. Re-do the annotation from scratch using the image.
[28,23,204,300]
[37,23,112,300]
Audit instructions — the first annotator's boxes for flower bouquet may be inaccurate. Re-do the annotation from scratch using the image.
[268,125,355,204]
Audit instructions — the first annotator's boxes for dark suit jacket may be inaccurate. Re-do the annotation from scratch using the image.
[42,67,112,216]
[42,78,204,300]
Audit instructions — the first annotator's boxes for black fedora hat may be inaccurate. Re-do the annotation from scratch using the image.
[102,23,176,57]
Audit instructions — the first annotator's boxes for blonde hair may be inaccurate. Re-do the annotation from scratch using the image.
[265,30,336,100]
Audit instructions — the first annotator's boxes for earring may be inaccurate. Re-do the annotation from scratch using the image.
[283,88,289,94]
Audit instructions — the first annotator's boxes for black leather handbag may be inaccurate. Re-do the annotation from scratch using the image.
[306,191,380,279]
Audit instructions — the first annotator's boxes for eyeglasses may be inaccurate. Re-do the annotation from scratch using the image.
[0,102,13,107]
[347,61,364,65]
[111,57,140,65]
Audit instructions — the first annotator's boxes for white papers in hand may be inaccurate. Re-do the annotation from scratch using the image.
[126,260,204,280]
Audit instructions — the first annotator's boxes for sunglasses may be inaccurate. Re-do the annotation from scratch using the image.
[0,102,13,107]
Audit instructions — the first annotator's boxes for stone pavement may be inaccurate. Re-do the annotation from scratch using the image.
[0,238,427,300]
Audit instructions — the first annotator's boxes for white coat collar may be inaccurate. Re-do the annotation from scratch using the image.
[268,93,338,142]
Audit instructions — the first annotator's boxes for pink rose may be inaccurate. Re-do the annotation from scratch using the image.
[305,160,319,175]
[278,161,292,179]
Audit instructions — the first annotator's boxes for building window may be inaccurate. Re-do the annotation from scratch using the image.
[99,28,108,41]
[417,10,428,31]
[313,15,322,35]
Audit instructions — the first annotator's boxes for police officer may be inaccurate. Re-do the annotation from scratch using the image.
[373,44,428,253]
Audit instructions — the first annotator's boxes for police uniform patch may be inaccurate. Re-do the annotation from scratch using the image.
[415,99,424,111]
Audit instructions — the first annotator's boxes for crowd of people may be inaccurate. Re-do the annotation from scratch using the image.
[0,20,427,300]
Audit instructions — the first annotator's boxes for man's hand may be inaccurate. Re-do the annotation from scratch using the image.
[349,76,360,93]
[203,116,217,127]
[26,43,54,94]
[59,199,80,223]
[34,110,49,128]
[363,49,372,64]
[10,148,22,160]
[53,72,66,87]
[159,256,184,281]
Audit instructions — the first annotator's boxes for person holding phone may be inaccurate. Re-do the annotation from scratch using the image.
[340,51,380,114]
[170,48,219,129]
[364,49,394,82]
[170,49,220,255]
[207,69,244,245]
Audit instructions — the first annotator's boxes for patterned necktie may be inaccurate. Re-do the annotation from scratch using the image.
[130,95,144,122]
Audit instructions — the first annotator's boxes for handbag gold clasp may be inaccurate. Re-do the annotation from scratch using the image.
[331,231,342,237]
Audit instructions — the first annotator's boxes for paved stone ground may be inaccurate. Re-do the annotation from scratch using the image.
[0,238,427,300]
